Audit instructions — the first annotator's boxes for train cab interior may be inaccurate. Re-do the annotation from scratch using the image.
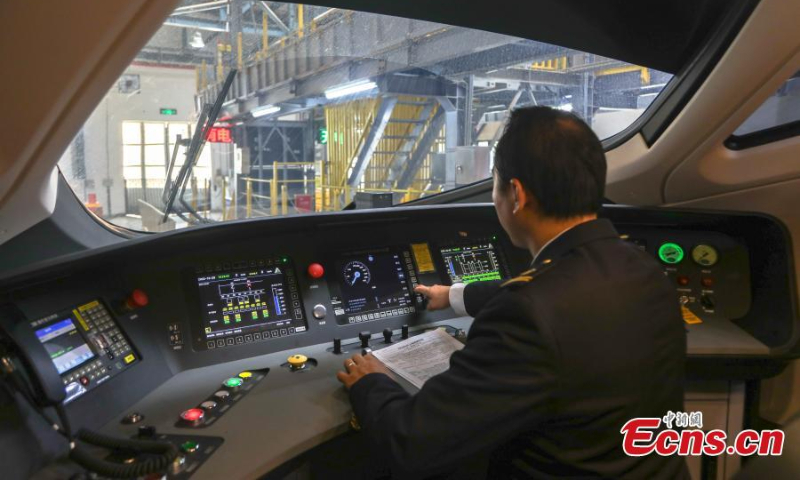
[1,0,800,478]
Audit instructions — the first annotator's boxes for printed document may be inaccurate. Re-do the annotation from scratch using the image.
[371,328,465,389]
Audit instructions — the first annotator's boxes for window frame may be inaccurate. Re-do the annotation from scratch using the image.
[724,120,800,150]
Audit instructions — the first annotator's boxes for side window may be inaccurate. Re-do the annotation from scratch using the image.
[726,69,800,149]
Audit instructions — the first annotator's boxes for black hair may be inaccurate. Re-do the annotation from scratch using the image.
[494,106,606,218]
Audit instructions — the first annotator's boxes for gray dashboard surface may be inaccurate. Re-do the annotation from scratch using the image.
[101,319,473,479]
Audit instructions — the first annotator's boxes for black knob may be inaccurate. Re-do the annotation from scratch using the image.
[137,425,157,439]
[401,324,409,339]
[359,331,371,348]
[383,328,393,344]
[333,337,342,354]
[700,294,716,310]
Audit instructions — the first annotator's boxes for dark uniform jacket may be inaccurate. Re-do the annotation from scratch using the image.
[349,219,689,479]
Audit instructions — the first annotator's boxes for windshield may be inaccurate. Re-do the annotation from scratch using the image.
[57,1,672,233]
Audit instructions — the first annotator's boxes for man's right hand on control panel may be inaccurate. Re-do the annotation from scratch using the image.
[414,284,451,310]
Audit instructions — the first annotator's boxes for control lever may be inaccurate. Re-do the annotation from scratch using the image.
[359,331,371,349]
[401,324,409,340]
[416,294,428,311]
[383,328,393,344]
[333,338,342,354]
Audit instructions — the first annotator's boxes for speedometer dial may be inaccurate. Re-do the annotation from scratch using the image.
[691,244,719,267]
[343,261,371,286]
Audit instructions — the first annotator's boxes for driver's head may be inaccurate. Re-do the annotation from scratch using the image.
[492,106,606,247]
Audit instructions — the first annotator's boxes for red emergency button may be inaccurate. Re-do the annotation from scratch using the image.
[701,277,714,288]
[677,275,690,286]
[307,263,325,279]
[125,289,149,309]
[180,408,205,426]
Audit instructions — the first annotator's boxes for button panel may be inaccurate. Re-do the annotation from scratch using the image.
[619,230,751,322]
[175,368,269,429]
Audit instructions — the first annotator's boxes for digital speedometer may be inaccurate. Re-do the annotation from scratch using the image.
[343,261,371,286]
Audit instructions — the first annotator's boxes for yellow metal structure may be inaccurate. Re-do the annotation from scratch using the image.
[597,65,650,85]
[531,56,569,71]
[262,11,269,57]
[297,5,305,39]
[321,96,445,211]
[237,32,244,69]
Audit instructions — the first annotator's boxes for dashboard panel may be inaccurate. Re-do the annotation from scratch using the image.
[0,204,796,479]
[186,257,308,351]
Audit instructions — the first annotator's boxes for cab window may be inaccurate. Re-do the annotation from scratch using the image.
[57,0,672,232]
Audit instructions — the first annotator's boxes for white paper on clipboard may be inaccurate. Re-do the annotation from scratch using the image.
[371,328,465,389]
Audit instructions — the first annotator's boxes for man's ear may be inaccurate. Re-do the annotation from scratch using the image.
[510,178,528,214]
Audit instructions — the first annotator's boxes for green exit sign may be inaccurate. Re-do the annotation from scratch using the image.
[160,108,178,115]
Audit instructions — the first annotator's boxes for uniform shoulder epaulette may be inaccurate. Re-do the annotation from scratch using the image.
[500,258,556,288]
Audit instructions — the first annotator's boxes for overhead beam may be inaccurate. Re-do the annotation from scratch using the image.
[164,17,284,36]
[434,42,567,77]
[172,3,228,17]
[476,68,581,87]
[136,48,215,66]
[174,1,228,14]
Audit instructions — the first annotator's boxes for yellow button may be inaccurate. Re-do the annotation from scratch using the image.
[287,354,307,367]
[238,371,253,379]
[124,354,136,364]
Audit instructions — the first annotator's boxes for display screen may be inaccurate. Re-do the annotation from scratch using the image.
[35,318,95,375]
[440,242,503,284]
[196,265,306,342]
[330,249,415,324]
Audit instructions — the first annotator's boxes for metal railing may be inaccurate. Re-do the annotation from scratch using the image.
[239,161,443,218]
[240,161,317,217]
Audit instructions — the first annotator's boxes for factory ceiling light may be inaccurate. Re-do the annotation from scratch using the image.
[251,104,281,118]
[324,79,378,99]
[189,31,205,49]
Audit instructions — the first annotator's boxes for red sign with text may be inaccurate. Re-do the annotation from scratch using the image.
[207,127,232,143]
[294,194,313,213]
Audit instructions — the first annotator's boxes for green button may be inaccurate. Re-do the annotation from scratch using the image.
[181,441,199,453]
[223,377,243,388]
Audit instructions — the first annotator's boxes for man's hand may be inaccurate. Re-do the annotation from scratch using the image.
[336,353,391,390]
[414,284,451,310]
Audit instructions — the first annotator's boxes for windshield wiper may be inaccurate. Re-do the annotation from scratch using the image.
[161,69,237,224]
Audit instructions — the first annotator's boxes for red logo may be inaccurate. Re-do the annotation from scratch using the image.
[621,413,784,457]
